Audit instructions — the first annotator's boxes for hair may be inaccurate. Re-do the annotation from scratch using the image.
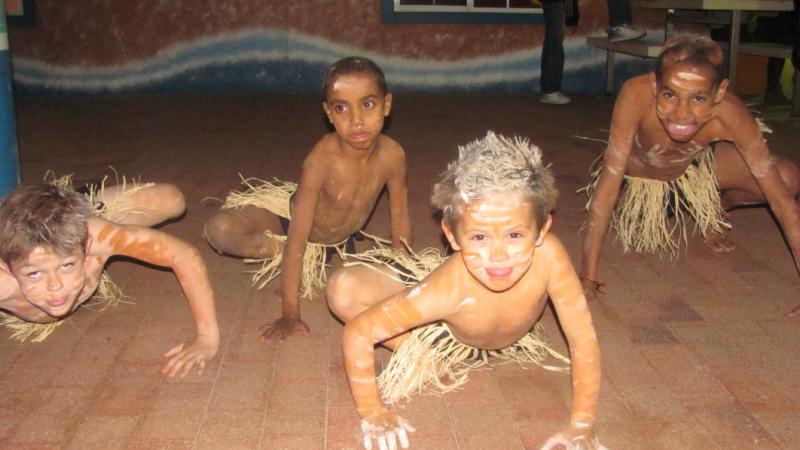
[431,131,557,229]
[322,56,387,101]
[0,183,94,264]
[656,35,726,87]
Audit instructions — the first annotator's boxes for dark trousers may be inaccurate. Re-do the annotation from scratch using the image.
[608,0,633,27]
[540,1,565,94]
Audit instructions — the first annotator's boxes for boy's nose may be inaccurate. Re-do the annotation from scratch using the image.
[674,101,690,120]
[351,109,364,126]
[47,274,63,291]
[489,243,509,262]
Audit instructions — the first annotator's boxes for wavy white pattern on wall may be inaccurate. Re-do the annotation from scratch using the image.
[11,28,653,94]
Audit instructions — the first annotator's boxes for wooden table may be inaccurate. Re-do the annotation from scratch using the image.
[631,0,795,88]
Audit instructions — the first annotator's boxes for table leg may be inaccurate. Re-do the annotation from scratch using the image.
[728,9,741,90]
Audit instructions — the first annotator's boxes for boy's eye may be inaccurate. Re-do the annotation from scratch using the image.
[363,100,375,109]
[693,95,707,103]
[334,104,346,113]
[61,262,75,271]
[509,232,524,239]
[25,271,41,279]
[470,234,486,241]
[662,91,675,100]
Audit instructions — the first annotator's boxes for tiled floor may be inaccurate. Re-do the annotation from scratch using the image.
[2,93,799,449]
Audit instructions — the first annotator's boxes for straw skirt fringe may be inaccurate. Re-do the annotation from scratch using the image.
[584,148,730,255]
[221,177,346,298]
[1,173,143,342]
[343,243,570,404]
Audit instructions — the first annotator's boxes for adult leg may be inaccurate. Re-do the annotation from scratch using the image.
[327,264,409,349]
[540,1,565,94]
[98,183,186,227]
[203,206,285,258]
[607,0,632,28]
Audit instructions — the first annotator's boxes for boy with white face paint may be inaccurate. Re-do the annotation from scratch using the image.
[581,35,800,316]
[0,181,219,378]
[327,131,604,450]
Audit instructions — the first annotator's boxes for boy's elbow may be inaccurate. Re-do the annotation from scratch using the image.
[162,184,187,219]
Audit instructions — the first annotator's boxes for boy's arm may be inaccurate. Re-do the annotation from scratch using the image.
[580,82,640,298]
[543,237,604,450]
[385,145,412,249]
[91,220,219,377]
[343,273,456,450]
[260,157,325,342]
[721,99,800,274]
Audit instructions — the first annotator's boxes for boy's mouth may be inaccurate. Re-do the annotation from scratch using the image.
[46,297,69,308]
[486,267,513,278]
[667,122,697,138]
[350,131,369,141]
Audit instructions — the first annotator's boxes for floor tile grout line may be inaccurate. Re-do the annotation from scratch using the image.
[189,286,250,449]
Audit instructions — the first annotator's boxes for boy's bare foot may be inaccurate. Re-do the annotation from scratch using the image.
[259,316,310,342]
[703,229,736,253]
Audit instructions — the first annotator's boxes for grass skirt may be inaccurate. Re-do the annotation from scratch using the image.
[220,177,348,298]
[343,242,570,404]
[583,148,730,255]
[0,173,145,342]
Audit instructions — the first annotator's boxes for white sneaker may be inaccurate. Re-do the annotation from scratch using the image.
[608,24,646,43]
[540,91,571,105]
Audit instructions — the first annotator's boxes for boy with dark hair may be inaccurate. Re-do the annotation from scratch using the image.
[0,180,219,377]
[204,56,412,341]
[327,131,604,450]
[580,35,800,316]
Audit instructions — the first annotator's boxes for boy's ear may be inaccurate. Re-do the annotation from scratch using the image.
[0,259,10,275]
[649,72,658,97]
[713,79,730,104]
[84,236,93,257]
[322,101,333,123]
[440,219,460,251]
[383,92,393,117]
[535,214,553,247]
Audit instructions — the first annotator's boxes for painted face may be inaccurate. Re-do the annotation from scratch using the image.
[445,194,548,293]
[653,62,724,143]
[322,73,392,151]
[10,245,87,318]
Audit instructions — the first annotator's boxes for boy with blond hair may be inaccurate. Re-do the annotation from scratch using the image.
[327,131,604,450]
[0,180,219,377]
[204,56,412,341]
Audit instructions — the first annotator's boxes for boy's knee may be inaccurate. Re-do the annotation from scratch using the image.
[326,269,357,320]
[203,213,233,248]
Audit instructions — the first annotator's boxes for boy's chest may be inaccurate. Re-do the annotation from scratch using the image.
[631,119,728,176]
[447,288,548,349]
[322,163,389,203]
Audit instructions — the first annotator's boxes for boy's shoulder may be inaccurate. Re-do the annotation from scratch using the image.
[620,73,652,95]
[375,134,406,160]
[536,233,571,267]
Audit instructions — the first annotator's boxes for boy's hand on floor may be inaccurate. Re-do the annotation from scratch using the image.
[258,315,310,342]
[161,334,219,377]
[360,410,415,450]
[540,424,607,450]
